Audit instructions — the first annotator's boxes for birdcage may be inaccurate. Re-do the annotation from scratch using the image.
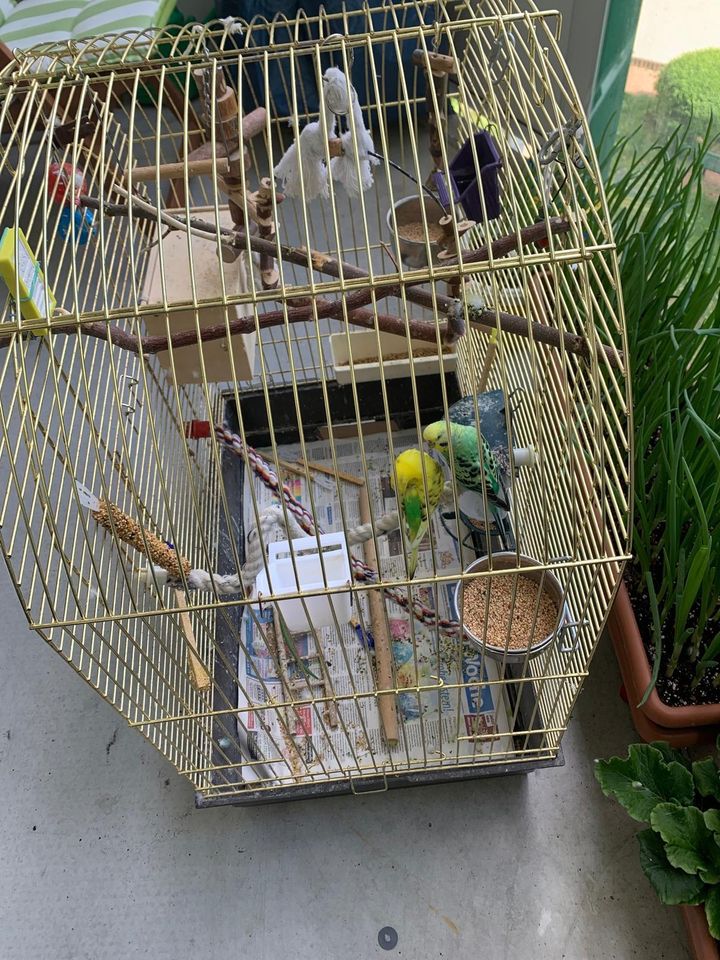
[0,0,630,805]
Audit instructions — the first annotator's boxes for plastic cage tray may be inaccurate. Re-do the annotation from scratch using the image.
[200,377,562,807]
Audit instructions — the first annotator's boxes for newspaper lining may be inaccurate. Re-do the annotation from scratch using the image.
[236,430,512,785]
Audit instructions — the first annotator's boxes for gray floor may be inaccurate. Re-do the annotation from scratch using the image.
[0,564,689,960]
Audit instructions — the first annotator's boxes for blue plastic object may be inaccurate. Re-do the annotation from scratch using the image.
[58,207,96,245]
[434,130,502,221]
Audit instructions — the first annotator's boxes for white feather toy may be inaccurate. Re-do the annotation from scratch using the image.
[274,113,336,200]
[273,67,377,200]
[323,67,379,196]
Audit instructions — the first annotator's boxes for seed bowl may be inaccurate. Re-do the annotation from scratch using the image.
[453,552,566,663]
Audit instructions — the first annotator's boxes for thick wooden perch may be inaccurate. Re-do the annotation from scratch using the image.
[165,106,267,207]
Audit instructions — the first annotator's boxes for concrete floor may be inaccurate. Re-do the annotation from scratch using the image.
[0,564,690,960]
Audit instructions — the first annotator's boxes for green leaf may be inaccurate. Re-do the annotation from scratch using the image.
[652,742,690,768]
[639,578,663,704]
[693,758,720,802]
[676,544,711,636]
[595,744,695,822]
[706,886,720,940]
[651,803,720,882]
[637,829,707,904]
[704,809,720,839]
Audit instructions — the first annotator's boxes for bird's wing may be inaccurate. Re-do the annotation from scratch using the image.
[428,463,445,511]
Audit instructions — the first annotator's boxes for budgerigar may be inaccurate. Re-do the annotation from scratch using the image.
[423,420,509,511]
[391,449,445,579]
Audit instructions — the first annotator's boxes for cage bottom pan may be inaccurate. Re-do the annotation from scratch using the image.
[201,384,559,807]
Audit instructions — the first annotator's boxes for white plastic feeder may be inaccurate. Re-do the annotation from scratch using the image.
[254,532,352,634]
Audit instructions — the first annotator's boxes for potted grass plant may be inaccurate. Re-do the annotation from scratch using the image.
[596,741,720,959]
[605,122,720,745]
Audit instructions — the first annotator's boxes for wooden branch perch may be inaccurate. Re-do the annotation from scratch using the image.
[1,199,622,371]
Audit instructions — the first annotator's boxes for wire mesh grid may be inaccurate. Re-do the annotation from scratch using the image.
[0,0,630,801]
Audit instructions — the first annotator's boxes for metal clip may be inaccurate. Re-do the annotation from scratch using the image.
[487,28,514,82]
[508,386,526,415]
[529,33,551,105]
[321,32,354,69]
[120,374,142,415]
[538,118,585,168]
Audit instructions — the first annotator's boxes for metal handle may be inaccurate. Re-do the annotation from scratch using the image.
[558,618,586,654]
[349,769,388,795]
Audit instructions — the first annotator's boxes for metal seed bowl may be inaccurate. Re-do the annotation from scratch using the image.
[386,194,445,268]
[453,552,565,663]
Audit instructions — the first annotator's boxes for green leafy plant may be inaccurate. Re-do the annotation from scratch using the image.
[603,122,720,698]
[596,741,720,936]
[656,48,720,142]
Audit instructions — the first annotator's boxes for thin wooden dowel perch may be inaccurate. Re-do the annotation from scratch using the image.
[131,157,231,182]
[359,487,399,748]
[299,460,364,486]
[175,589,211,692]
[273,456,363,486]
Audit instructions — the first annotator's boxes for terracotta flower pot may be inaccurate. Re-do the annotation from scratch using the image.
[608,583,720,747]
[680,905,720,960]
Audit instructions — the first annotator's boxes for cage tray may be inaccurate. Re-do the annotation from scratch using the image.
[203,390,556,806]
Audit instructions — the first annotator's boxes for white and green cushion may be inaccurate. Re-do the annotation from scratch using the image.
[0,0,83,49]
[71,0,174,39]
[0,0,16,27]
[1,0,174,52]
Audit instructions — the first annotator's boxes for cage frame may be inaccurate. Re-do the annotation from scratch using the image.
[0,0,632,806]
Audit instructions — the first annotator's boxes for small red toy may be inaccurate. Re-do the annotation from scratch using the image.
[184,420,212,439]
[48,162,87,207]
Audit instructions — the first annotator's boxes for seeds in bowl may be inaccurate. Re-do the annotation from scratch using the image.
[462,572,559,651]
[397,220,445,243]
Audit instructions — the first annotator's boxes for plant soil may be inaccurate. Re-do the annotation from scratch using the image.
[626,562,720,708]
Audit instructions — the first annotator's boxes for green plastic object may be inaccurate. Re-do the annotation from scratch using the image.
[589,0,643,154]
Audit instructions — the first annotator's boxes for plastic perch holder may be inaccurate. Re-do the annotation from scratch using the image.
[255,531,352,634]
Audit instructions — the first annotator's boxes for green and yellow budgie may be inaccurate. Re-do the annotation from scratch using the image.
[423,420,509,511]
[391,449,445,579]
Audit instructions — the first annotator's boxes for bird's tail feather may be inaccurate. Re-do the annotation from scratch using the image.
[406,519,429,579]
